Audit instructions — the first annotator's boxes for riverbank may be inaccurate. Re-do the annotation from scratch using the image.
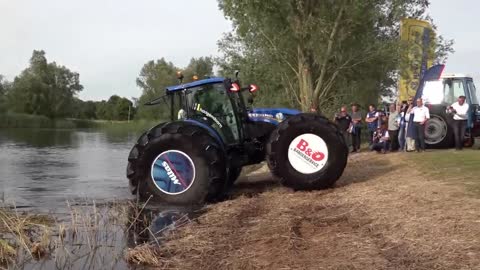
[2,150,479,269]
[128,150,480,269]
[0,113,158,130]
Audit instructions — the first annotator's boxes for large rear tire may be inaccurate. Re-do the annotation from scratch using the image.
[126,122,226,205]
[266,113,348,190]
[425,111,454,148]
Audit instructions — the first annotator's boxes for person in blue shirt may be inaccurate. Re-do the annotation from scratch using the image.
[365,104,379,145]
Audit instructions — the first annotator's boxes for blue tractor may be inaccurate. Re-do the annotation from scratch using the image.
[126,73,348,204]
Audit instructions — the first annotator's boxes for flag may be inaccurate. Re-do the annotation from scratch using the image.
[399,18,436,102]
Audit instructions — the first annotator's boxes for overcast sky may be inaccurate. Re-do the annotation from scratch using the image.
[0,0,477,101]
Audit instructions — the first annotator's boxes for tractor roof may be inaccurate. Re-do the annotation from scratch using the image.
[441,73,472,79]
[166,77,225,92]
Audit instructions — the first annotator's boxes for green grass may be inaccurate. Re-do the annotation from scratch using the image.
[0,113,159,131]
[406,149,480,196]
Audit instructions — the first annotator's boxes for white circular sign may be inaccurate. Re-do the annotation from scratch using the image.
[287,133,329,174]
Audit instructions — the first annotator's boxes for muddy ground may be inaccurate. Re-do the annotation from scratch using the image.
[128,151,480,270]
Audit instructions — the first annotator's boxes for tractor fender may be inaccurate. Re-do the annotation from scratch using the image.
[183,119,225,148]
[146,120,225,149]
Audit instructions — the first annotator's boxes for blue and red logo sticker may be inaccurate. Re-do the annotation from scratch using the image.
[151,150,195,195]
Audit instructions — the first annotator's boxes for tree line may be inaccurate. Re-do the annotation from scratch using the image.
[133,0,454,117]
[0,51,135,121]
[1,0,454,122]
[216,0,453,114]
[0,50,215,121]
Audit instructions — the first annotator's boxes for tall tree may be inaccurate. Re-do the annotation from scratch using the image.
[0,75,9,113]
[7,50,83,118]
[183,57,215,81]
[218,0,453,112]
[135,57,215,120]
[135,58,178,119]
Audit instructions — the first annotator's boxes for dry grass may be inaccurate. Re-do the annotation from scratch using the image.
[127,152,480,270]
[0,199,135,269]
[0,206,54,266]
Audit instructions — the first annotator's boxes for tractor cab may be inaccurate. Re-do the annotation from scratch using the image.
[421,74,480,146]
[162,77,244,145]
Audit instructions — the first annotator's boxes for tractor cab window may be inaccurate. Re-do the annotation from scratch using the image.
[466,80,479,105]
[422,80,444,104]
[186,83,240,144]
[443,79,466,104]
[424,79,472,105]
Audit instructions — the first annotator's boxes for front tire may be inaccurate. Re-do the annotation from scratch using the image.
[266,113,348,190]
[127,122,226,205]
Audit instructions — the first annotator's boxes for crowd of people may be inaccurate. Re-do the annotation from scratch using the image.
[333,95,470,153]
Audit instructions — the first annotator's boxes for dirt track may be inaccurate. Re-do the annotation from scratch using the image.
[128,152,480,270]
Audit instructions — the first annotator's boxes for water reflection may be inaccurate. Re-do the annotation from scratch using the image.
[0,129,76,148]
[127,204,201,247]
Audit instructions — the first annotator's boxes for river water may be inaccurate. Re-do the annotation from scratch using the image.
[0,128,193,269]
[0,128,137,213]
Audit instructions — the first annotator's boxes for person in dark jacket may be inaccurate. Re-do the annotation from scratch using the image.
[334,106,352,148]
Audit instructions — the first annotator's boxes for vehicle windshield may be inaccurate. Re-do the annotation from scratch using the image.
[186,83,240,143]
[422,78,479,105]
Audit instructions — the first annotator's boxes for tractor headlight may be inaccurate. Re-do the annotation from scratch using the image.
[275,112,285,121]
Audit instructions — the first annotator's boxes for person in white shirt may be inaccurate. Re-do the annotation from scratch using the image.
[408,98,430,152]
[447,95,469,150]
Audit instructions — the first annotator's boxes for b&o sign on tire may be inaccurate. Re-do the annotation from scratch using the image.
[287,133,329,174]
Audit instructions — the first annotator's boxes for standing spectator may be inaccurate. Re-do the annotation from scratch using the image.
[334,106,352,148]
[447,95,469,150]
[409,98,430,152]
[365,104,379,145]
[350,103,362,152]
[405,97,416,152]
[370,124,390,154]
[398,101,409,151]
[388,103,400,151]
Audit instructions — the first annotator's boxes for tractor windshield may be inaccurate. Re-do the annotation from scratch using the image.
[186,83,240,144]
[422,78,479,105]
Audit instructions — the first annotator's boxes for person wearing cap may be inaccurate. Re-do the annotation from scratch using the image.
[447,95,469,150]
